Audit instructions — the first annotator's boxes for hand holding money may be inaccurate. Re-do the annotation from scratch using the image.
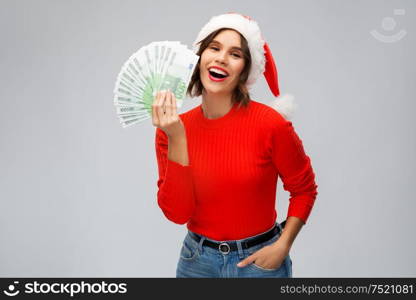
[113,41,199,128]
[152,90,185,139]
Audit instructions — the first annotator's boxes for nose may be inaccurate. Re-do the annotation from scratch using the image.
[215,50,228,65]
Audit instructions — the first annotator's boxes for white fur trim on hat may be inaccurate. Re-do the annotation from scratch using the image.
[193,13,266,88]
[269,93,298,120]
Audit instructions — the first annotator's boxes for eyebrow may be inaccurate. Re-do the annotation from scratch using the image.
[210,40,242,52]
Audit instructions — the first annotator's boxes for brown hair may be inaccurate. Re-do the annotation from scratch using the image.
[186,28,252,108]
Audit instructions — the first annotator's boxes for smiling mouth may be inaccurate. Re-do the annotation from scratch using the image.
[209,70,228,79]
[208,67,229,82]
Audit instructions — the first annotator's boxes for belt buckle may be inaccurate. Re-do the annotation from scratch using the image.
[218,242,230,254]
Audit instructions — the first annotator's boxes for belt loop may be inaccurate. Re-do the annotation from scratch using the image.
[236,241,244,259]
[197,235,205,254]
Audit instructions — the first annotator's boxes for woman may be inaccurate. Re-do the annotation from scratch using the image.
[152,13,318,278]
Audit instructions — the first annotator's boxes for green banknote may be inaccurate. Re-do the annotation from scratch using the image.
[113,41,199,128]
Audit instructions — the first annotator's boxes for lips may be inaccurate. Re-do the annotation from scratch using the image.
[208,66,229,82]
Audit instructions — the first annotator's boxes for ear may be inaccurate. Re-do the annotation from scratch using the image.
[268,93,298,120]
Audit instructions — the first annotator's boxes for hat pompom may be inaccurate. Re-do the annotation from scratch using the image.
[268,93,297,120]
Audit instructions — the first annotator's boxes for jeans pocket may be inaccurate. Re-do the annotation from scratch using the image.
[246,233,284,271]
[249,255,290,272]
[250,262,281,271]
[180,239,199,261]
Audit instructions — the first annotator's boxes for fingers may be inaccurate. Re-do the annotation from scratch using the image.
[171,91,177,117]
[156,90,166,122]
[237,254,256,268]
[165,89,172,117]
[151,90,177,127]
[152,91,160,125]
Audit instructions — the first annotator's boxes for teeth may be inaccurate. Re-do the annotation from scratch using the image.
[209,68,228,76]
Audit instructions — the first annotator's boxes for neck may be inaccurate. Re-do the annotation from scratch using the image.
[201,90,233,119]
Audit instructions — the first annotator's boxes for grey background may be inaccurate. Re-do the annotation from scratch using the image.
[0,0,414,277]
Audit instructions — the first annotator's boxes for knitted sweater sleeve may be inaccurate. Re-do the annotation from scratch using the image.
[155,128,195,224]
[270,117,318,224]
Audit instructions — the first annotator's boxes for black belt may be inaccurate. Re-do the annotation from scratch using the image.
[189,220,286,254]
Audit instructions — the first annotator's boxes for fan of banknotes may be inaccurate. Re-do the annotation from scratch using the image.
[113,41,199,128]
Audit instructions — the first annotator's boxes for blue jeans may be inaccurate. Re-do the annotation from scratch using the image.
[176,222,293,278]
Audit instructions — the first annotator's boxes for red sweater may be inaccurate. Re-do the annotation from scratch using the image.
[155,100,318,241]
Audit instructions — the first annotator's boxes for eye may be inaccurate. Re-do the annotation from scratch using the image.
[210,46,219,51]
[232,53,241,58]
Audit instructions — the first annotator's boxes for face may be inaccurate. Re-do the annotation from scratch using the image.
[199,29,245,96]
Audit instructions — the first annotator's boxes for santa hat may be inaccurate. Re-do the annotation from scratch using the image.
[193,12,297,120]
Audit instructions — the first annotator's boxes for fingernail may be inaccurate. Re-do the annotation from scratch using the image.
[237,263,242,267]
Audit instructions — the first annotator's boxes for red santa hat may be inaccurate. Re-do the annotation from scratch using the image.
[193,12,297,120]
